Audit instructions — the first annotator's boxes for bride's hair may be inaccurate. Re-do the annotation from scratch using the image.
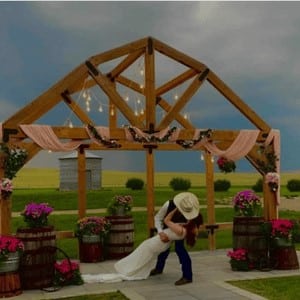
[184,213,203,247]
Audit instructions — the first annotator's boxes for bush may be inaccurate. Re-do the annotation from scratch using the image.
[252,178,263,193]
[214,179,231,192]
[287,179,300,192]
[125,178,144,190]
[169,177,191,191]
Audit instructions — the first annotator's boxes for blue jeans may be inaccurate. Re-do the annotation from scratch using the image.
[154,239,192,280]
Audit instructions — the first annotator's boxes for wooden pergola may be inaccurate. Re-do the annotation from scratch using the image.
[0,37,279,249]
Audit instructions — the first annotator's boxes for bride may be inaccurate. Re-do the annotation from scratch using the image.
[83,193,202,283]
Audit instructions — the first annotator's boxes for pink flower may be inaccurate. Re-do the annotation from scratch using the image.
[227,248,248,261]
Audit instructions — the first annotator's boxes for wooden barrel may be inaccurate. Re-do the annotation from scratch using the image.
[16,226,56,289]
[106,216,134,259]
[79,235,104,263]
[271,245,299,270]
[232,216,267,266]
[0,272,22,297]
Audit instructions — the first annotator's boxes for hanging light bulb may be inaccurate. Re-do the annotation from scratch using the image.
[137,98,141,104]
[140,69,144,76]
[125,95,129,102]
[200,153,204,161]
[134,109,138,116]
[87,94,91,102]
[110,108,115,116]
[183,113,188,119]
[82,91,87,98]
[140,108,144,115]
[140,84,144,89]
[98,104,103,112]
[174,93,179,100]
[211,156,215,163]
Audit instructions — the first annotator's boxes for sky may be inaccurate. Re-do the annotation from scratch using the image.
[0,1,300,173]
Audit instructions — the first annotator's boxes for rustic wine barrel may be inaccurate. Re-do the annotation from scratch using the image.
[16,226,56,289]
[106,215,134,259]
[232,216,267,266]
[78,235,104,263]
[0,272,22,297]
[271,245,299,270]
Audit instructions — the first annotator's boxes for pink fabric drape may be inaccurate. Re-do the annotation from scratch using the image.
[86,126,111,145]
[20,125,82,151]
[193,130,260,161]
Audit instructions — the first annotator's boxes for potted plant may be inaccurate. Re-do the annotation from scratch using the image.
[232,190,261,217]
[53,259,83,286]
[75,216,111,263]
[217,157,236,173]
[107,195,133,216]
[227,248,250,271]
[20,202,54,228]
[0,235,24,273]
[0,178,13,200]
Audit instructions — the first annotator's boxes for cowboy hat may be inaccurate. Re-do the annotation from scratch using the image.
[173,192,200,220]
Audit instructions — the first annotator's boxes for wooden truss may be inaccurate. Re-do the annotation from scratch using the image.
[0,37,278,249]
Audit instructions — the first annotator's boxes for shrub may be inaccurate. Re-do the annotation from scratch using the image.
[125,178,144,190]
[252,178,263,193]
[214,179,231,192]
[287,179,300,192]
[169,177,191,191]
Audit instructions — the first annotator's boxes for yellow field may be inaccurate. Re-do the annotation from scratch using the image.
[12,168,299,189]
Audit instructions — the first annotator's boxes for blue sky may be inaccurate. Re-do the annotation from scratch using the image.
[0,1,300,173]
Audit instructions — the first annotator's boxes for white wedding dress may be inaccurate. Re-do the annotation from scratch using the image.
[82,228,183,283]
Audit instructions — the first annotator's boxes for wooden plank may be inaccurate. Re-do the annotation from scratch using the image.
[207,70,271,131]
[89,37,148,66]
[156,69,198,96]
[158,72,207,129]
[146,148,155,236]
[3,64,88,128]
[153,38,207,72]
[86,61,144,128]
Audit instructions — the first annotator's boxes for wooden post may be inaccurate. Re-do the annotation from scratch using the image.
[205,152,216,250]
[0,152,11,235]
[263,177,278,221]
[146,147,155,237]
[77,147,86,219]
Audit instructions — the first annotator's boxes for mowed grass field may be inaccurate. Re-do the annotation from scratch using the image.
[13,168,299,189]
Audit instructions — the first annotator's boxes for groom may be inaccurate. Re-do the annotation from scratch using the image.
[150,192,200,285]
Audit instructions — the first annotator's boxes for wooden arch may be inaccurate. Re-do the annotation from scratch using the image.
[0,37,279,249]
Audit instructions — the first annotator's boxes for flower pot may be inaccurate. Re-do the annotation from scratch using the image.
[79,235,104,263]
[270,242,299,270]
[230,259,249,271]
[0,252,20,274]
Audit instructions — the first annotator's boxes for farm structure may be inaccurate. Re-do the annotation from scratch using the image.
[0,36,280,250]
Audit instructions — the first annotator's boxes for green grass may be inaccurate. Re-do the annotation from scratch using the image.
[227,275,300,300]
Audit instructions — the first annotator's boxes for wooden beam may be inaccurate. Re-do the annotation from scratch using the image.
[158,71,208,129]
[85,60,144,128]
[146,148,155,236]
[156,96,194,130]
[145,39,156,130]
[61,92,95,126]
[152,38,207,72]
[78,147,87,219]
[207,70,271,131]
[89,37,148,66]
[108,49,144,79]
[3,64,88,127]
[156,69,198,96]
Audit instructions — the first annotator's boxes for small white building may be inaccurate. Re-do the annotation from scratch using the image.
[59,151,103,191]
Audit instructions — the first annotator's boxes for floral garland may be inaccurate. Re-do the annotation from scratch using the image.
[176,128,212,149]
[87,124,121,148]
[0,144,28,179]
[256,144,278,174]
[126,126,177,143]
